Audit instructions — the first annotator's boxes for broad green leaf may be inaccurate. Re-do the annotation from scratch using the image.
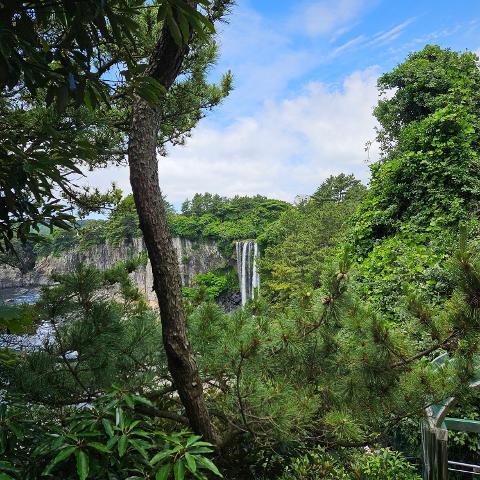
[173,459,185,480]
[185,452,196,473]
[75,450,89,480]
[106,436,118,449]
[187,447,213,454]
[192,472,208,480]
[102,418,114,438]
[118,435,128,457]
[186,435,202,446]
[177,10,189,42]
[132,395,154,407]
[150,449,174,465]
[156,463,172,480]
[129,438,148,460]
[124,394,134,409]
[115,407,123,427]
[128,420,141,431]
[190,441,212,447]
[197,456,222,477]
[86,442,111,453]
[134,76,166,106]
[43,446,76,475]
[166,8,183,46]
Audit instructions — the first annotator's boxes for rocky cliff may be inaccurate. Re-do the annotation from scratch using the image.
[0,237,227,302]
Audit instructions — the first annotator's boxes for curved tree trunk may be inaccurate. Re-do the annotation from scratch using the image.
[127,21,218,444]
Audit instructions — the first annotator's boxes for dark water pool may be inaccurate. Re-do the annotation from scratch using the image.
[0,287,41,305]
[0,286,50,350]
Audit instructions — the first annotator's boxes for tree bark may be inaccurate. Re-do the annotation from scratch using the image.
[127,21,218,443]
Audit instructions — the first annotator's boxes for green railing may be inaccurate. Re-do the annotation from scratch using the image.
[422,354,480,479]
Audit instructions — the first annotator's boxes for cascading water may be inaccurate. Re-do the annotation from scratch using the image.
[235,240,260,306]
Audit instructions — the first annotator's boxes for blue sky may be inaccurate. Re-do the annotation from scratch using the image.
[88,0,480,206]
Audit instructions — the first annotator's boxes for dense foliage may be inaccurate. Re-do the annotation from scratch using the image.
[1,389,221,480]
[350,45,480,312]
[171,193,291,252]
[29,193,289,261]
[259,174,366,305]
[4,226,480,478]
[183,270,238,305]
[3,44,480,479]
[280,447,421,480]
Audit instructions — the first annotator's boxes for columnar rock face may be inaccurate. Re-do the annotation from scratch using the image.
[0,237,226,301]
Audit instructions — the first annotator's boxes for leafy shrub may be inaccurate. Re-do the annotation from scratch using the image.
[356,449,421,480]
[280,448,350,479]
[0,389,222,480]
[351,227,451,313]
[280,447,420,480]
[183,270,237,303]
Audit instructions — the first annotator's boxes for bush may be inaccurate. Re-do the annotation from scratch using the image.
[280,448,350,479]
[280,447,421,480]
[183,270,237,304]
[0,389,223,480]
[356,448,421,480]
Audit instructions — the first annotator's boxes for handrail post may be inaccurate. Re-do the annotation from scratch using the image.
[422,420,448,480]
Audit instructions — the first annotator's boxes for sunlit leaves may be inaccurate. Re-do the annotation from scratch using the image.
[2,389,222,479]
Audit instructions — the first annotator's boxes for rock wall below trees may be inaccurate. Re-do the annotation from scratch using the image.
[0,237,227,302]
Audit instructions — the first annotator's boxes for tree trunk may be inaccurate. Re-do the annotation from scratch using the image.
[127,22,218,444]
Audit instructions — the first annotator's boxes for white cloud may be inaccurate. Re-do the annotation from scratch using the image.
[290,0,369,38]
[86,67,380,206]
[369,18,416,46]
[330,34,367,58]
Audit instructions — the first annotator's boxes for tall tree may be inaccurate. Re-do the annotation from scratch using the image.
[354,45,480,254]
[127,3,225,443]
[1,0,232,441]
[350,45,480,312]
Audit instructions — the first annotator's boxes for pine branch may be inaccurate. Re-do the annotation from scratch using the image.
[391,332,456,369]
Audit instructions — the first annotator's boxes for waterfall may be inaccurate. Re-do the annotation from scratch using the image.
[235,240,260,306]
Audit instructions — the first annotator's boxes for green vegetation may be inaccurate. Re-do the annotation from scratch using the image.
[259,174,366,305]
[28,193,289,262]
[350,45,480,312]
[3,28,480,480]
[170,193,291,257]
[280,448,420,480]
[1,389,221,480]
[183,270,238,305]
[0,0,231,250]
[4,222,480,478]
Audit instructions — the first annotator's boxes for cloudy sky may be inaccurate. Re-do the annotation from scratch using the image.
[88,0,480,208]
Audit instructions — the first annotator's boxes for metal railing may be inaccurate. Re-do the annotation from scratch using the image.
[448,460,480,476]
